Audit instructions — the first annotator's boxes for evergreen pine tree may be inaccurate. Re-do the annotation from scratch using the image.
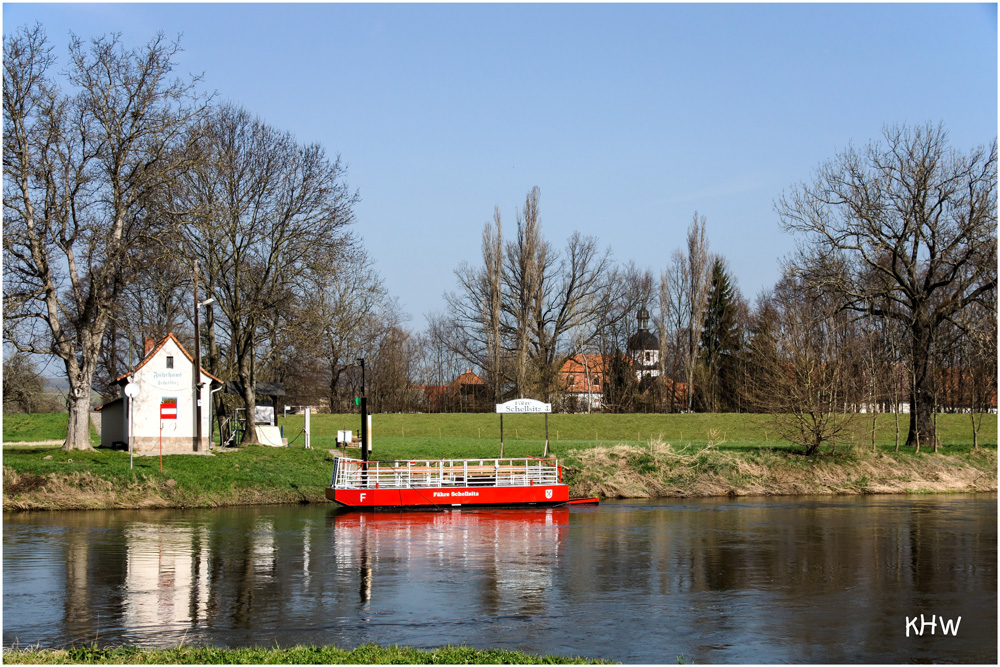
[698,258,741,411]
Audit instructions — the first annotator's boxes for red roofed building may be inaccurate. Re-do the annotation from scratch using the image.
[560,354,605,412]
[98,333,222,453]
[450,369,488,412]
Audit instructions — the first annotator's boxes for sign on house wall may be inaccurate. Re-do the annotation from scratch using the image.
[160,397,177,420]
[150,370,185,390]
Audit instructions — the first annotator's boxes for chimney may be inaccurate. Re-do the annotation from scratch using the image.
[143,337,155,357]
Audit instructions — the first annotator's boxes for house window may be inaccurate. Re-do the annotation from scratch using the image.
[166,356,174,369]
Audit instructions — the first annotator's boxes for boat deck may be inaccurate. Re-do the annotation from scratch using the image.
[331,456,562,490]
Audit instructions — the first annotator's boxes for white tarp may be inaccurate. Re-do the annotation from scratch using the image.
[256,425,285,447]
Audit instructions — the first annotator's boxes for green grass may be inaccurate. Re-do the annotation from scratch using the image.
[1,643,609,664]
[2,413,71,442]
[2,444,334,506]
[2,412,101,446]
[274,412,996,458]
[4,412,995,510]
[5,411,994,458]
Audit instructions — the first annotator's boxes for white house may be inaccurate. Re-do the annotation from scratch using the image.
[99,333,221,454]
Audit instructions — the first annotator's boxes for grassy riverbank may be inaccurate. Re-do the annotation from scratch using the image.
[1,643,608,664]
[3,413,996,511]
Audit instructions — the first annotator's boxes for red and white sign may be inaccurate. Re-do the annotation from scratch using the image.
[160,397,177,420]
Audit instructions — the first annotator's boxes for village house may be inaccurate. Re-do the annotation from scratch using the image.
[416,369,490,412]
[98,333,221,454]
[560,354,605,412]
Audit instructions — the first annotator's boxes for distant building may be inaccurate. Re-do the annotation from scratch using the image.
[450,369,488,412]
[560,354,605,412]
[627,306,659,382]
[414,369,489,412]
[97,333,221,454]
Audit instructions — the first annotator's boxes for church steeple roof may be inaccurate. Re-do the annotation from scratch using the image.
[627,306,658,351]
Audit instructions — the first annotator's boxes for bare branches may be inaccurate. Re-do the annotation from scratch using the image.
[777,123,997,449]
[3,25,208,449]
[444,187,617,404]
[747,273,860,455]
[179,103,359,440]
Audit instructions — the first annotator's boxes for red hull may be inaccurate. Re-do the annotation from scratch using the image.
[327,483,569,510]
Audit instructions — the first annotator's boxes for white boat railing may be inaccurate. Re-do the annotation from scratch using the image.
[332,457,561,490]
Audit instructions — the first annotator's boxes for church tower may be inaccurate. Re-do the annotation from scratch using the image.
[627,306,659,381]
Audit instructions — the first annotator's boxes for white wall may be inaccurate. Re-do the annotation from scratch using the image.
[126,338,211,453]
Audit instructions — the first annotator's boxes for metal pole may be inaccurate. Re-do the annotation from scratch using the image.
[128,341,134,470]
[358,358,368,464]
[193,263,202,453]
[209,385,221,450]
[499,413,504,458]
[544,413,549,457]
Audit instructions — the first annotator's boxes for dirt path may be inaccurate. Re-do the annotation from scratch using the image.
[3,440,65,447]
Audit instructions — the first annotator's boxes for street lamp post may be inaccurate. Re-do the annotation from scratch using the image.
[193,262,215,453]
[357,357,368,463]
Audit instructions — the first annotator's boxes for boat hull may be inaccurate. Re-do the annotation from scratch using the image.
[327,483,570,510]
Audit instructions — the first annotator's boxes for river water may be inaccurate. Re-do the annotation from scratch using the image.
[3,495,996,663]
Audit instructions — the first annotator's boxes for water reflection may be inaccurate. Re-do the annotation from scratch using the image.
[3,496,996,663]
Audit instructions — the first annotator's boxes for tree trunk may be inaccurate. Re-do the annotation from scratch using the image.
[65,390,95,451]
[238,351,259,445]
[905,319,939,450]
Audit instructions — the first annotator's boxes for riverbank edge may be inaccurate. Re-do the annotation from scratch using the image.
[3,444,995,511]
[0,643,609,665]
[561,442,998,499]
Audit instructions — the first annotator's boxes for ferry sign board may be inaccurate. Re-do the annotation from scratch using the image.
[496,398,551,414]
[160,397,177,420]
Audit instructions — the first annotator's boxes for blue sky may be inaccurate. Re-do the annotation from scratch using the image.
[4,3,997,325]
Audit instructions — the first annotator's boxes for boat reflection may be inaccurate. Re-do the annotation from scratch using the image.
[328,508,568,611]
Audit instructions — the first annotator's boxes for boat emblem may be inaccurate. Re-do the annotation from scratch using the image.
[545,489,553,499]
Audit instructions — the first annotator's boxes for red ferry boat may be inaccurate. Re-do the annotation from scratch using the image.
[326,456,595,510]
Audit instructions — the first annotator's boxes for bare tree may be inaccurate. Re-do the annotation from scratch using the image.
[748,273,860,455]
[298,245,391,412]
[777,123,997,450]
[445,209,508,403]
[682,213,712,411]
[943,288,997,449]
[3,26,207,449]
[504,186,548,397]
[180,104,359,443]
[446,187,616,404]
[594,263,652,412]
[417,314,469,411]
[94,244,192,398]
[2,349,45,413]
[482,208,505,403]
[368,325,419,413]
[658,250,689,412]
[523,230,614,401]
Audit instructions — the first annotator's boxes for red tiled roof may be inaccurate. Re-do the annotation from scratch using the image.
[451,369,484,387]
[561,354,605,392]
[414,385,448,402]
